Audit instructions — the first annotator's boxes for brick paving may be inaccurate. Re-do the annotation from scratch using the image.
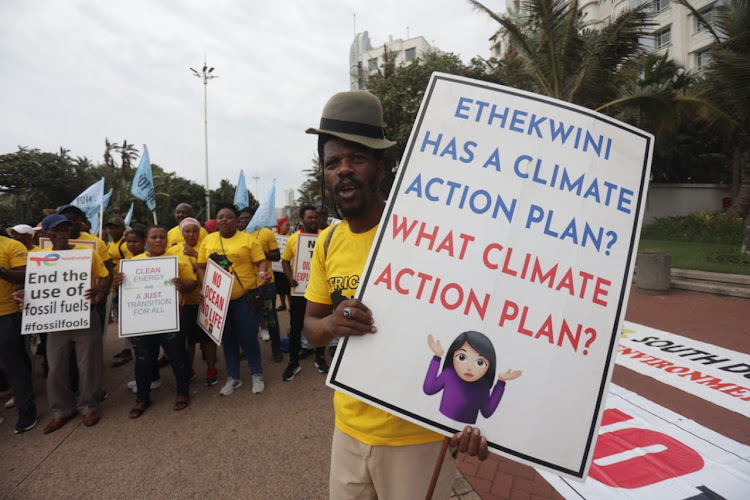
[454,286,750,499]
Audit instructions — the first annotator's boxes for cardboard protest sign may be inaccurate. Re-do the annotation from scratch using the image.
[22,249,93,334]
[118,256,180,338]
[291,233,318,296]
[197,258,234,345]
[327,74,653,480]
[272,235,289,273]
[39,237,98,251]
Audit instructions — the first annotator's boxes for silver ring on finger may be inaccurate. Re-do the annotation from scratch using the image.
[342,307,352,319]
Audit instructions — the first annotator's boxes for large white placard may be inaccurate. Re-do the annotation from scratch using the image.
[328,74,653,480]
[272,234,289,273]
[540,384,750,499]
[617,321,750,417]
[197,259,234,345]
[22,249,93,334]
[291,233,318,296]
[118,256,180,337]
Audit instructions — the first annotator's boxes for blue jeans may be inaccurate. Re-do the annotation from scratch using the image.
[223,297,263,379]
[132,330,190,403]
[259,283,280,350]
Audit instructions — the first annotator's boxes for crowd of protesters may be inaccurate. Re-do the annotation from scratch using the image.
[0,200,332,433]
[0,90,490,499]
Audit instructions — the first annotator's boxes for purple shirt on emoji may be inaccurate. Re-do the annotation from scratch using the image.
[423,355,506,424]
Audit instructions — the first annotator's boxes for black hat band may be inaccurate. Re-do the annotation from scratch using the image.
[319,117,385,139]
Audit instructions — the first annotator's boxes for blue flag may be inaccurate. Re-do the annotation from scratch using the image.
[124,202,134,227]
[131,145,156,211]
[245,182,276,233]
[71,177,105,222]
[88,189,113,234]
[234,170,249,210]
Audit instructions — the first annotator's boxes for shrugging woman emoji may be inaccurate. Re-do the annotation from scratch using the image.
[423,331,522,425]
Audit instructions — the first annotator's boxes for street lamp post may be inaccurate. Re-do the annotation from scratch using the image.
[190,58,217,219]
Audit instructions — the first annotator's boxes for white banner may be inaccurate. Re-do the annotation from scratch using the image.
[272,235,289,273]
[22,249,93,334]
[328,74,654,481]
[291,233,318,296]
[198,259,234,345]
[118,256,180,337]
[541,384,750,499]
[617,321,750,417]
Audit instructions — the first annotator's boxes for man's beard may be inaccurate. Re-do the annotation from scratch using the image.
[333,172,379,220]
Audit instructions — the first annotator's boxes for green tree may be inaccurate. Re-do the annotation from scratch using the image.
[113,140,140,179]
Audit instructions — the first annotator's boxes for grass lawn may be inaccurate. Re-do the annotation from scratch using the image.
[638,239,750,275]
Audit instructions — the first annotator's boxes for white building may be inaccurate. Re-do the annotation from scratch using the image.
[496,0,718,72]
[350,31,437,90]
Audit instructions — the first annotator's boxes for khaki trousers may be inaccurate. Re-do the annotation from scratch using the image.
[46,309,103,418]
[330,427,456,500]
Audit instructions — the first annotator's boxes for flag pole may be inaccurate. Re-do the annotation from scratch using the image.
[152,211,158,225]
[99,203,104,238]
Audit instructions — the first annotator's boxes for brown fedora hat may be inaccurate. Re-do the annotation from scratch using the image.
[306,91,396,150]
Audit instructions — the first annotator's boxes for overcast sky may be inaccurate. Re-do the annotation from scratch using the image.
[0,0,504,208]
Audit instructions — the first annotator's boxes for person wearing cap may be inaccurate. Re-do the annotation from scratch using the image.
[0,226,37,434]
[7,225,39,252]
[57,205,112,399]
[167,203,208,248]
[303,91,491,498]
[30,214,109,433]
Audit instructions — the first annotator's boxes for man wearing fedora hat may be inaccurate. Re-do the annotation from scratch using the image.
[303,91,489,499]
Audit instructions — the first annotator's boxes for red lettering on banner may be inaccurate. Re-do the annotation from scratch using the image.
[590,409,704,488]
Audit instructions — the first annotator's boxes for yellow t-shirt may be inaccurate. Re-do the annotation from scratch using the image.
[134,253,197,306]
[166,244,200,305]
[107,237,132,292]
[198,231,265,300]
[79,232,112,264]
[168,225,208,248]
[248,227,279,284]
[305,221,442,447]
[0,238,28,316]
[282,230,320,276]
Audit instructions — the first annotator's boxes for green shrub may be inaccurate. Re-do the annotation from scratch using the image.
[640,212,744,244]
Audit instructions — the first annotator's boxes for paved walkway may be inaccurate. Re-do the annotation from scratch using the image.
[1,287,748,499]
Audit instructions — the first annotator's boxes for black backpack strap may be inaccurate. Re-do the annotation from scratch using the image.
[323,223,339,261]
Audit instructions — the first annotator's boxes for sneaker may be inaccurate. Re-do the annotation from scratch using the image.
[315,357,329,374]
[205,368,218,387]
[251,374,265,394]
[5,397,14,409]
[260,328,270,341]
[14,405,38,434]
[220,378,242,396]
[128,379,162,393]
[282,363,301,381]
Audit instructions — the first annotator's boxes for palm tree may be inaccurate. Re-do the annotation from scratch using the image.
[467,0,654,108]
[676,0,750,252]
[103,138,117,170]
[113,140,139,178]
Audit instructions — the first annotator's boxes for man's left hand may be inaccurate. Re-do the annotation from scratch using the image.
[450,426,489,461]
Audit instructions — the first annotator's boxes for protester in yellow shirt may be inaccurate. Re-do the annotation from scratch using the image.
[167,217,218,386]
[303,91,489,498]
[29,215,108,435]
[0,234,36,434]
[115,226,196,418]
[281,205,326,381]
[197,203,271,396]
[242,207,283,363]
[167,203,208,248]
